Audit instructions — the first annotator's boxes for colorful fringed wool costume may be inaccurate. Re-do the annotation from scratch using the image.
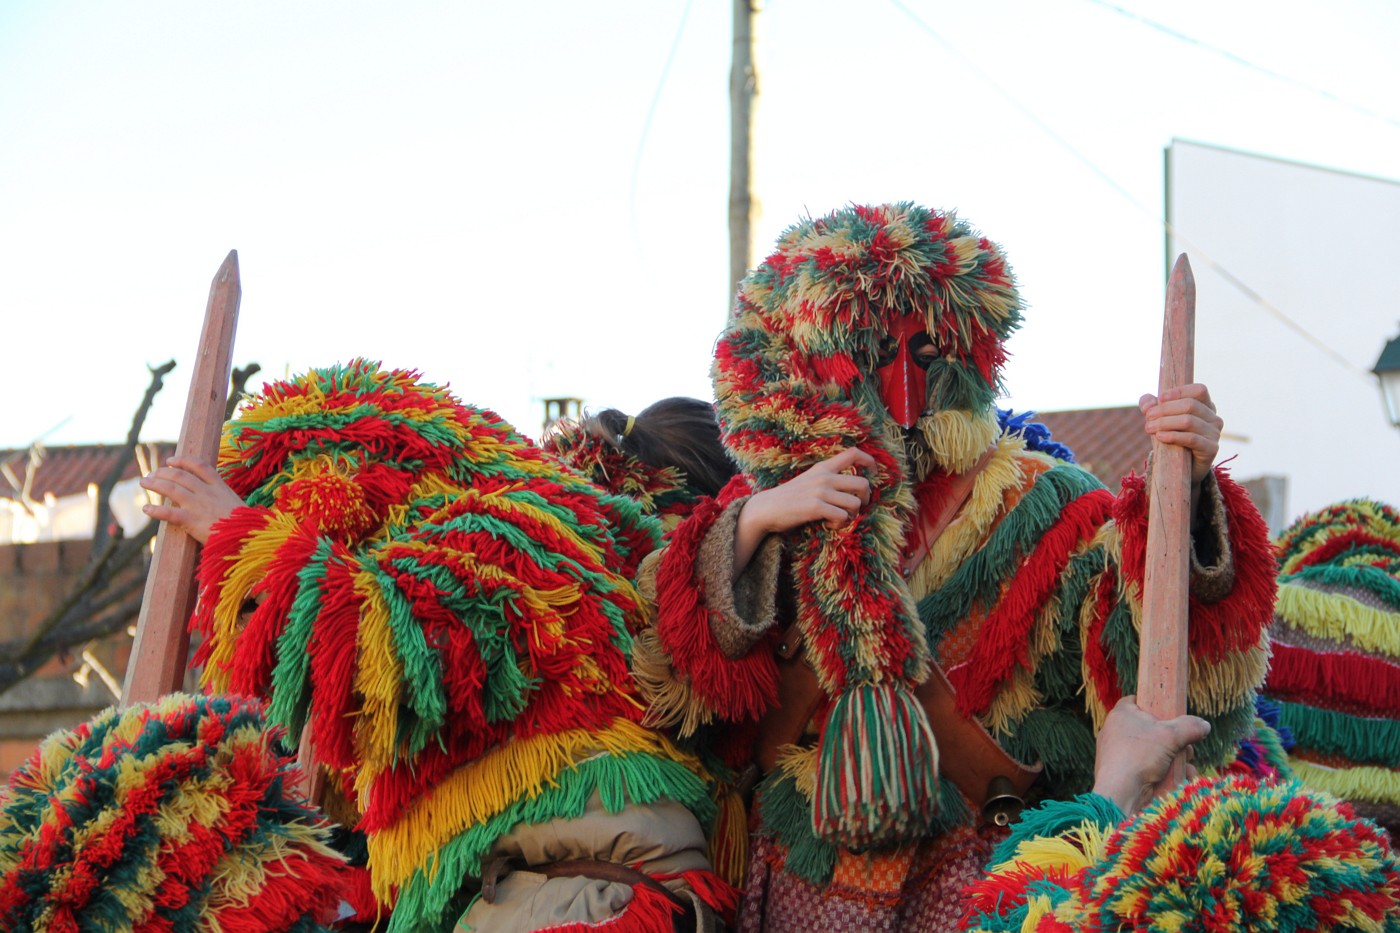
[543,416,703,533]
[962,774,1400,932]
[633,203,1278,930]
[193,361,734,933]
[1262,498,1400,834]
[0,693,348,933]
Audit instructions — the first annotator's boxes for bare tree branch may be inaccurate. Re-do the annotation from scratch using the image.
[0,360,257,698]
[226,363,261,423]
[91,361,175,557]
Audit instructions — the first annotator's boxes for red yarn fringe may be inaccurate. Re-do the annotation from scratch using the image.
[1266,642,1400,717]
[536,883,685,932]
[950,488,1115,716]
[1115,468,1278,663]
[654,488,779,723]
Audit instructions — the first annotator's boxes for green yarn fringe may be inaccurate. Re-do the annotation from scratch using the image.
[388,751,713,933]
[812,682,939,849]
[1276,700,1400,768]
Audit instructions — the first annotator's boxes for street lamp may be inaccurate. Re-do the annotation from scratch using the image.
[1373,335,1400,429]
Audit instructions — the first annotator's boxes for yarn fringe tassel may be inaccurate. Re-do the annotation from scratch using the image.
[812,682,939,848]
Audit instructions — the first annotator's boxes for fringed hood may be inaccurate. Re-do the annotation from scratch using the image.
[713,202,1024,847]
[964,774,1400,931]
[0,694,347,932]
[543,415,700,529]
[195,362,721,932]
[1265,498,1400,834]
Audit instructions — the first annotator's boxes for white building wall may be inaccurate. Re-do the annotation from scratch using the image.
[1166,139,1400,525]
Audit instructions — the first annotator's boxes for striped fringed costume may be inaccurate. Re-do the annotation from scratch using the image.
[542,416,703,534]
[632,203,1279,932]
[1262,498,1400,835]
[0,693,349,933]
[962,774,1400,932]
[193,361,737,933]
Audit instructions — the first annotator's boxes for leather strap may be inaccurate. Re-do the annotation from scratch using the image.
[481,856,693,915]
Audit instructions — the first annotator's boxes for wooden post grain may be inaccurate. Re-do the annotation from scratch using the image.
[120,251,241,707]
[1137,253,1196,791]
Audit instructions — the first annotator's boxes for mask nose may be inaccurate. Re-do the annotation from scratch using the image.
[876,317,929,429]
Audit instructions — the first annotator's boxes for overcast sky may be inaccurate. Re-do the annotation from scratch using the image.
[2,0,1396,449]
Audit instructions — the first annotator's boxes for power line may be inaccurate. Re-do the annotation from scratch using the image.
[629,0,696,246]
[1085,0,1400,130]
[886,0,1366,378]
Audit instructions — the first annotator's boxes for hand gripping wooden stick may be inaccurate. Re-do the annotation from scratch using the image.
[120,251,241,708]
[1137,252,1196,792]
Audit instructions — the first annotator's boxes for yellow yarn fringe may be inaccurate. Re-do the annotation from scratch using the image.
[985,817,1110,883]
[1289,759,1400,805]
[709,787,751,889]
[351,572,403,776]
[1078,566,1117,731]
[1186,638,1270,715]
[632,626,718,737]
[776,744,820,802]
[365,718,710,895]
[985,667,1044,739]
[919,436,1037,593]
[202,512,305,693]
[924,409,1002,479]
[1275,583,1400,661]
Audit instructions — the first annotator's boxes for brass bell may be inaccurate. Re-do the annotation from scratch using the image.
[981,775,1026,827]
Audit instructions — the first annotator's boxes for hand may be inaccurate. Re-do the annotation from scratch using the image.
[1139,383,1222,488]
[732,447,876,577]
[1092,695,1210,818]
[138,455,245,544]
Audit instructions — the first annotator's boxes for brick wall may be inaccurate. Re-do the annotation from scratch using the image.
[0,541,146,777]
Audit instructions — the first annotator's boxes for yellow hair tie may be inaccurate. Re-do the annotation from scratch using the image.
[623,415,636,437]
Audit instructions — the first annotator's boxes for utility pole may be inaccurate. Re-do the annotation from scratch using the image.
[729,0,760,303]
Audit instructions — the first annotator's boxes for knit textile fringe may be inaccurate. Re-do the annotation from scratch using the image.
[965,777,1400,933]
[0,694,346,933]
[708,203,1027,847]
[812,681,939,848]
[1275,582,1400,660]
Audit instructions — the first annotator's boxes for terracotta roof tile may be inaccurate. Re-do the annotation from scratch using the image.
[0,444,176,502]
[1031,407,1150,491]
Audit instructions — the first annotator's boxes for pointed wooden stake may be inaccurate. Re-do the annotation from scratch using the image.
[1138,253,1195,791]
[120,251,241,708]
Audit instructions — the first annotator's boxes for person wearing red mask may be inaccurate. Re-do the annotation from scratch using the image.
[630,202,1279,931]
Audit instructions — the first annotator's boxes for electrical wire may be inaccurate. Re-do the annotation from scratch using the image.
[886,0,1367,378]
[629,0,696,247]
[1085,0,1400,130]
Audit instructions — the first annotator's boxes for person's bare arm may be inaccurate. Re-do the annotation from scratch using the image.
[138,455,245,544]
[732,447,875,578]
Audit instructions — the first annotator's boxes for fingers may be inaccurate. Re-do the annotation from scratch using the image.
[1165,713,1211,751]
[822,488,866,527]
[139,458,230,505]
[142,502,184,525]
[166,455,222,484]
[1141,384,1217,418]
[1157,383,1214,409]
[814,446,877,475]
[1140,384,1222,480]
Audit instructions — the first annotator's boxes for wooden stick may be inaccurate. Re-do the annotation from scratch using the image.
[1137,253,1196,791]
[120,251,242,707]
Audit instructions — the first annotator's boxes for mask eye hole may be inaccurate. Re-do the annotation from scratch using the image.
[910,333,938,366]
[875,332,939,368]
[875,334,900,367]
